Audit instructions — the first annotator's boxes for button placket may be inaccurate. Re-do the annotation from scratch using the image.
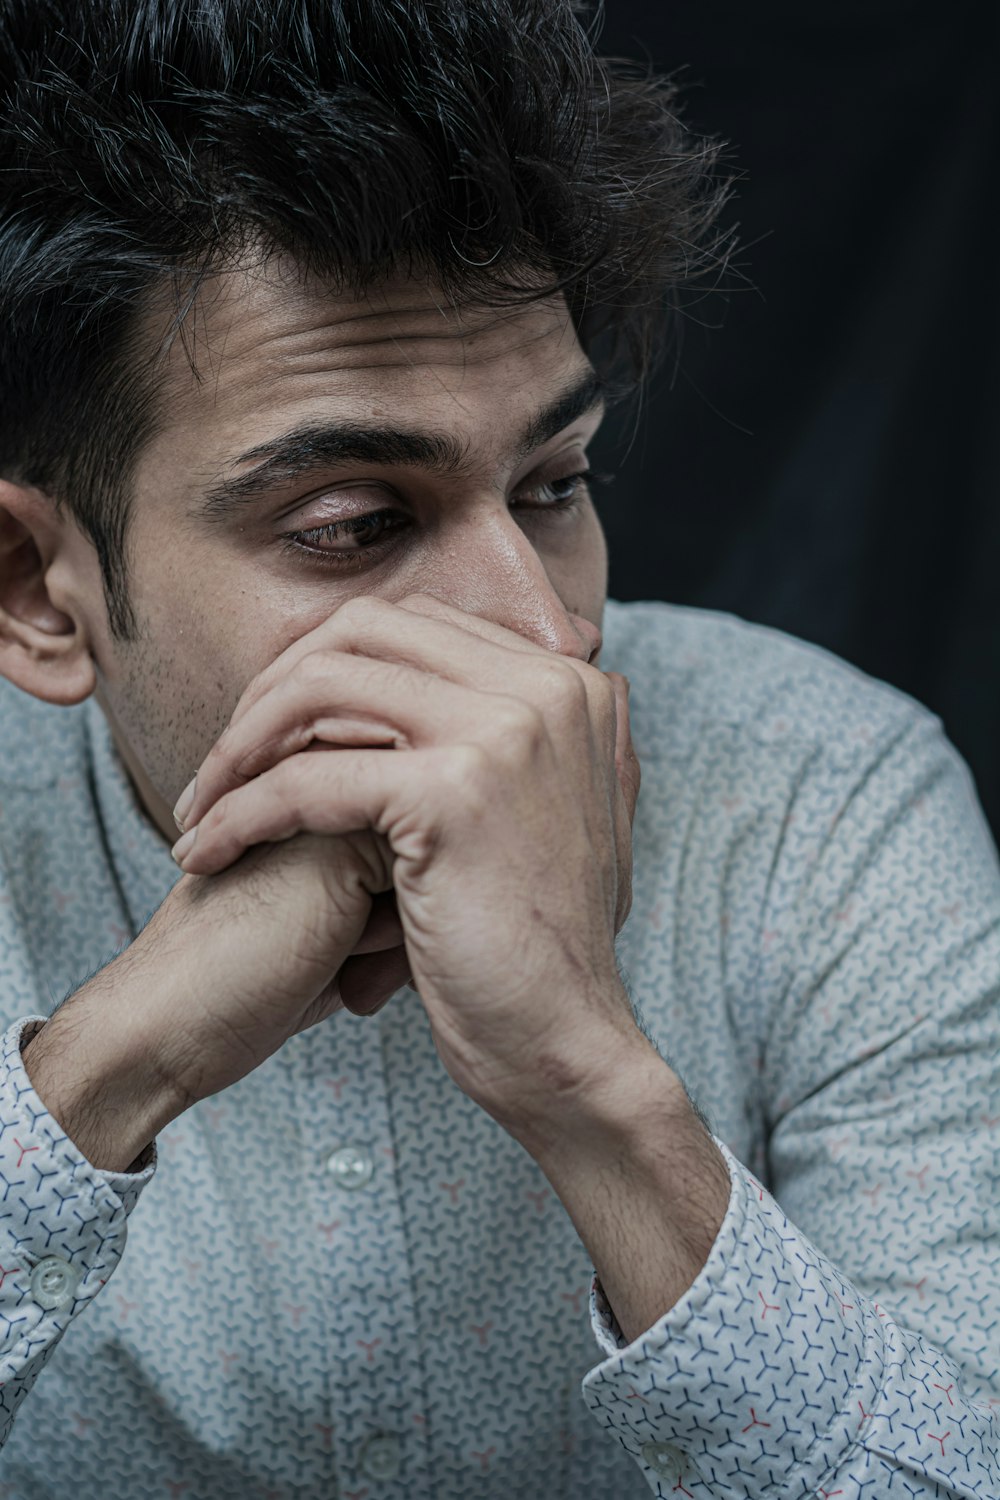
[302,1009,430,1493]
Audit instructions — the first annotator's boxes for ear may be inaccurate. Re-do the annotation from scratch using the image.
[0,479,97,706]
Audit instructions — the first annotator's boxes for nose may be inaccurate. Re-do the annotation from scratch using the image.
[425,510,602,663]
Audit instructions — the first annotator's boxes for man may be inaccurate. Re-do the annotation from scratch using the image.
[0,2,996,1496]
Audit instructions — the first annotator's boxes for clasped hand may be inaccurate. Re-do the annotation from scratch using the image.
[172,594,641,1135]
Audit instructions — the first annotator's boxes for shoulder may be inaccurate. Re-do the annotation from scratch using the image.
[601,598,938,768]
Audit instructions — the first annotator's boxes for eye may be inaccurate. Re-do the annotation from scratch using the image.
[521,468,590,510]
[279,508,407,560]
[538,472,589,504]
[516,468,610,509]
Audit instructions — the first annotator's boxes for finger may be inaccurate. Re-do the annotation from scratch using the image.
[606,673,638,935]
[228,597,539,730]
[351,891,406,956]
[185,608,611,831]
[174,747,445,876]
[394,593,550,654]
[228,595,600,735]
[338,945,412,1016]
[184,652,512,830]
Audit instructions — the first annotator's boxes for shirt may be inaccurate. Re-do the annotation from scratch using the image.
[0,598,997,1499]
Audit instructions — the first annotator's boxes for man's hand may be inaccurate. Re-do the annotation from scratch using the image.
[169,593,730,1346]
[27,592,728,1339]
[172,593,643,1140]
[22,829,412,1168]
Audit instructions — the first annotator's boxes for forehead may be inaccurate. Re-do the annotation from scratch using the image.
[147,258,587,460]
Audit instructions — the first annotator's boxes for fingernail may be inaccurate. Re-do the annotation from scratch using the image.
[173,777,197,831]
[171,825,198,865]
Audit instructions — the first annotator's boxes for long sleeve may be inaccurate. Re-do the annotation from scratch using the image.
[582,709,1000,1496]
[0,1018,156,1445]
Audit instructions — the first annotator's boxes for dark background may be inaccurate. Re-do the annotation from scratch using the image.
[590,0,1000,842]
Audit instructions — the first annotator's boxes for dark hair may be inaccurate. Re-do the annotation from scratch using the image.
[0,0,726,638]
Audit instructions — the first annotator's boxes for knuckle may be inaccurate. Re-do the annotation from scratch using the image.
[281,754,314,817]
[292,649,332,690]
[542,659,587,713]
[237,663,274,714]
[446,742,493,800]
[335,593,385,634]
[492,697,545,755]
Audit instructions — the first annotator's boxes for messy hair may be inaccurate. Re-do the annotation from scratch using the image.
[0,0,726,638]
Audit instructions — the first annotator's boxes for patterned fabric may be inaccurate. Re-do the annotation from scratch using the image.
[0,599,997,1499]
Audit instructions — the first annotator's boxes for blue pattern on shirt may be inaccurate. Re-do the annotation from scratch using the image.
[0,599,996,1498]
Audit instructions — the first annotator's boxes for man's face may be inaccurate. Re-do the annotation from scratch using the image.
[80,260,609,838]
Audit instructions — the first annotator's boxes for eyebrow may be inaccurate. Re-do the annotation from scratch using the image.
[193,367,604,523]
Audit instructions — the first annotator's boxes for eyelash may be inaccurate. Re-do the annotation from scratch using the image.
[278,469,609,564]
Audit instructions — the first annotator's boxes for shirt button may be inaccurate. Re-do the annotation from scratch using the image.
[358,1432,401,1481]
[326,1144,374,1190]
[640,1441,685,1483]
[29,1256,82,1311]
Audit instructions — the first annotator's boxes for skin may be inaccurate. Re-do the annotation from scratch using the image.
[105,258,606,822]
[0,258,730,1343]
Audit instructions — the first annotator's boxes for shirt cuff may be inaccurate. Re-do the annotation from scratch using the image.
[582,1140,886,1499]
[0,1017,156,1373]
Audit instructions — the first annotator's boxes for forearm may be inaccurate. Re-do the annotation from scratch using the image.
[524,1030,731,1342]
[21,946,190,1173]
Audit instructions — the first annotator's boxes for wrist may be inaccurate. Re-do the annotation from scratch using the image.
[505,1005,687,1167]
[517,1025,732,1342]
[21,955,190,1173]
[527,1031,694,1179]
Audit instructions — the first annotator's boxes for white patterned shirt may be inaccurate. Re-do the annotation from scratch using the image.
[0,600,997,1499]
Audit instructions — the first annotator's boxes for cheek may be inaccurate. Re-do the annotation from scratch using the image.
[541,503,609,617]
[101,563,321,792]
[135,548,315,695]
